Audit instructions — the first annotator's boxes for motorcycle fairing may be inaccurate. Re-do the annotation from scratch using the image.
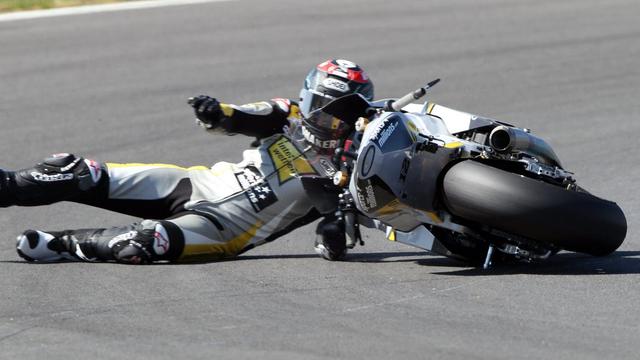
[385,225,457,257]
[423,102,499,134]
[350,111,461,232]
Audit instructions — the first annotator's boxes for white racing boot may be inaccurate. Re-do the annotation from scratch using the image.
[16,230,76,262]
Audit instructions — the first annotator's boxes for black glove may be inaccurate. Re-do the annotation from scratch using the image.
[188,95,224,129]
[314,218,347,261]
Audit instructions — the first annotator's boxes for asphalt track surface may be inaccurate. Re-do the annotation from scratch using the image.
[1,1,639,359]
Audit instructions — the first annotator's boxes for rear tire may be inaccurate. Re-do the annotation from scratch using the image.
[441,161,627,256]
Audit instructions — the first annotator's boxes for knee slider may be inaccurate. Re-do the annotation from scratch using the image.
[112,220,185,264]
[35,153,104,190]
[0,169,13,207]
[10,153,105,205]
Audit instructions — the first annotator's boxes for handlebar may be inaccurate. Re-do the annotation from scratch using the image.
[389,78,440,111]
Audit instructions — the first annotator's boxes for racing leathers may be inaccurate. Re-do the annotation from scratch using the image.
[1,97,345,264]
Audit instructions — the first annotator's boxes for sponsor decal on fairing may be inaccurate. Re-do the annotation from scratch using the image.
[356,178,378,211]
[318,158,337,177]
[377,121,397,147]
[369,117,398,147]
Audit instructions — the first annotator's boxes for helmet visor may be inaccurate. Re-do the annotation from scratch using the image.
[299,88,335,118]
[304,108,351,141]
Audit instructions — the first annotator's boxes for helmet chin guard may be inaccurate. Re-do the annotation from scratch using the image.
[300,112,349,155]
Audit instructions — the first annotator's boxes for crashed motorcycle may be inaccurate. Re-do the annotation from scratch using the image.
[309,79,627,268]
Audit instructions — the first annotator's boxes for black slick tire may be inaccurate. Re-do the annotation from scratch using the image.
[441,161,627,256]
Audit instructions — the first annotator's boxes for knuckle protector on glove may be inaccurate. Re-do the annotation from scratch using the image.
[189,95,208,108]
[192,96,223,127]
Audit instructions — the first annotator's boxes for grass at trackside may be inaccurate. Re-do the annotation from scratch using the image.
[0,0,132,13]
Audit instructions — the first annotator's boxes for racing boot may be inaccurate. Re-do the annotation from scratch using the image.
[0,153,105,207]
[16,220,185,264]
[16,230,77,262]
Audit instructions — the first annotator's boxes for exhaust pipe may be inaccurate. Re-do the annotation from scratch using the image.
[489,126,531,152]
[489,126,562,167]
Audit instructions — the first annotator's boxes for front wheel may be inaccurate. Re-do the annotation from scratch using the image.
[440,161,627,256]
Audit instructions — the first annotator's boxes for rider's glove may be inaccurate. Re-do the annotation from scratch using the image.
[314,218,347,261]
[188,95,224,130]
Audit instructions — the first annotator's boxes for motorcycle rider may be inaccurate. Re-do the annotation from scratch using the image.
[0,59,374,264]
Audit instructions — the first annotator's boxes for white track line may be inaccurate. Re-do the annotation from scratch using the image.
[0,0,233,22]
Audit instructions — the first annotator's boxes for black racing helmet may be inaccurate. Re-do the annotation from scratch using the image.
[299,59,374,154]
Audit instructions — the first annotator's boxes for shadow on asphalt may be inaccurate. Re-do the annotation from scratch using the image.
[238,250,640,276]
[238,251,430,262]
[2,251,637,276]
[0,252,429,265]
[427,251,640,276]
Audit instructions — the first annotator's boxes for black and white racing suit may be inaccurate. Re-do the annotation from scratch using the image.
[1,98,340,264]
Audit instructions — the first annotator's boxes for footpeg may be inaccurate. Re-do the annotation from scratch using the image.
[483,244,495,269]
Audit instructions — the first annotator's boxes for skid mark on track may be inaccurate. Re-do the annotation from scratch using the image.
[0,326,35,344]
